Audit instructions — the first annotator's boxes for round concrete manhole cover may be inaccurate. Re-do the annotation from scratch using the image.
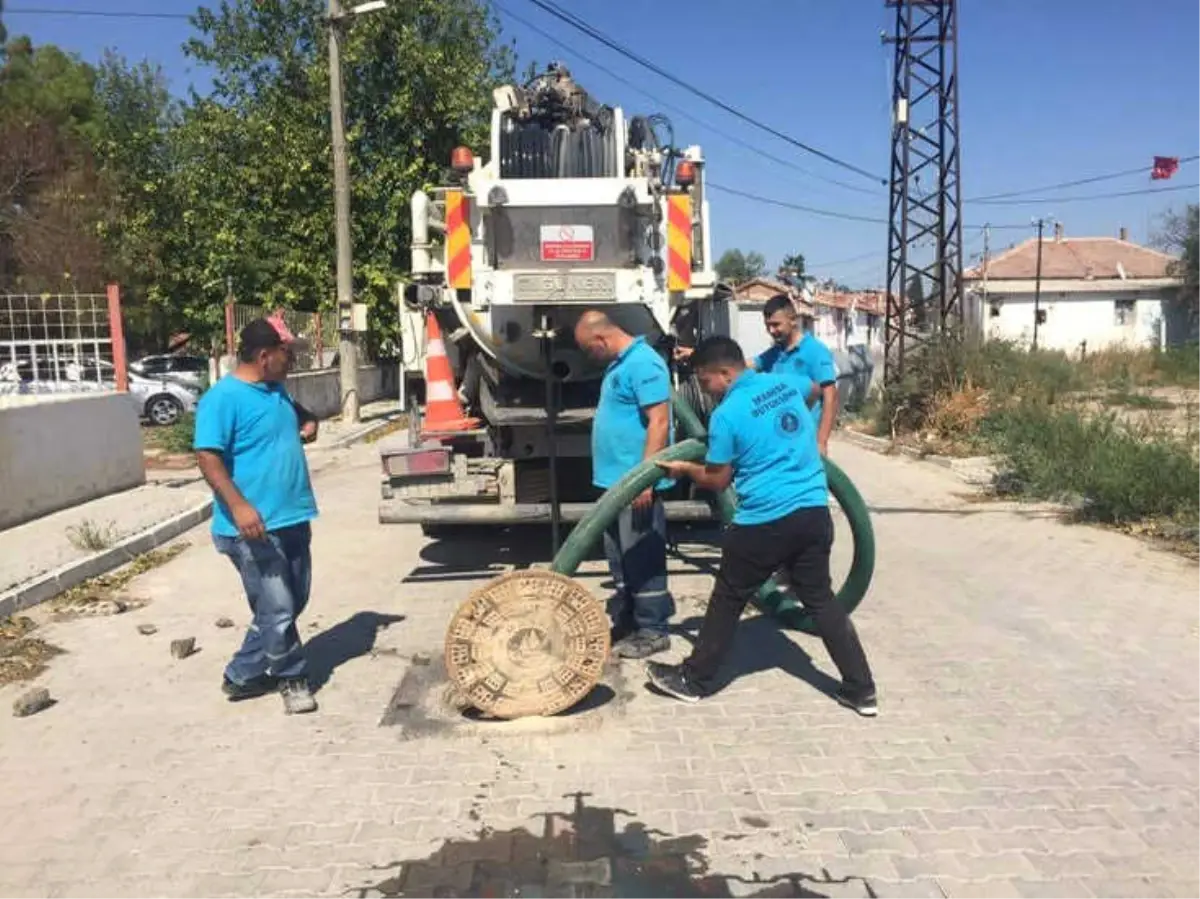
[444,570,610,719]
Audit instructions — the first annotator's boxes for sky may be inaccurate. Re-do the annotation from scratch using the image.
[5,0,1199,288]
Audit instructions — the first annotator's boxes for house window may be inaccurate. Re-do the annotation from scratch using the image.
[989,303,1002,318]
[1114,298,1135,325]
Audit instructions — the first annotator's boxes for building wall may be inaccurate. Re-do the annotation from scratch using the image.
[811,307,884,352]
[0,392,145,530]
[284,364,399,420]
[982,288,1168,353]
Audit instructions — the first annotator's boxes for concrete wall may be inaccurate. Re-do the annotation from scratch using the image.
[284,364,399,419]
[982,288,1167,353]
[0,392,145,531]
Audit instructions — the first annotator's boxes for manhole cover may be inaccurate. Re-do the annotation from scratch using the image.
[444,570,610,719]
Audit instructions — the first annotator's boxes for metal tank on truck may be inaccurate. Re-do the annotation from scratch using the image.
[381,63,732,535]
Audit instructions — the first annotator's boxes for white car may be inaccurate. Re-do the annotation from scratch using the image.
[0,357,200,426]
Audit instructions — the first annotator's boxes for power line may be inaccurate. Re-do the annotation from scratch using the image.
[495,4,879,197]
[968,182,1198,207]
[521,0,886,186]
[969,155,1199,202]
[6,6,190,20]
[706,182,887,225]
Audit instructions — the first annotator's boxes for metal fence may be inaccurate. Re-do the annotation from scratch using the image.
[0,292,116,395]
[229,303,338,370]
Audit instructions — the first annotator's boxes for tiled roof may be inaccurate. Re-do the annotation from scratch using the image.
[811,290,887,315]
[965,236,1177,281]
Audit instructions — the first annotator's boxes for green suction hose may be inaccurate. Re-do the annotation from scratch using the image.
[549,391,876,635]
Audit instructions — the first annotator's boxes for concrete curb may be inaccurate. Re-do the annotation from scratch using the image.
[838,429,997,485]
[0,499,213,620]
[328,414,402,450]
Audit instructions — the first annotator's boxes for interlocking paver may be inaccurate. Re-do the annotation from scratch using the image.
[0,439,1194,897]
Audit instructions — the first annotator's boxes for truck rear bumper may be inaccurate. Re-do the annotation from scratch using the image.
[378,499,717,525]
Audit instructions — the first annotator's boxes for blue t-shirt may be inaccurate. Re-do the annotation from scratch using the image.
[706,370,827,526]
[193,375,319,538]
[592,336,674,490]
[755,332,837,427]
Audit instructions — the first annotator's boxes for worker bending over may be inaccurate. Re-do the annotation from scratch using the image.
[647,335,877,716]
[575,310,675,659]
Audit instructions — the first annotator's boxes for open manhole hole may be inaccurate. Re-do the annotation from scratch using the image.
[381,654,631,739]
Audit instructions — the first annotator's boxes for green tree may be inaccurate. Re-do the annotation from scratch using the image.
[0,35,105,288]
[172,0,516,352]
[779,252,806,281]
[1154,204,1199,330]
[715,248,766,284]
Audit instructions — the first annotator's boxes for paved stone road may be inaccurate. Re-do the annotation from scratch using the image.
[0,439,1195,898]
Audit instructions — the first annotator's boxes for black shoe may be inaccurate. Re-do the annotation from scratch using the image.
[613,630,669,660]
[222,674,278,702]
[646,662,706,703]
[836,685,878,717]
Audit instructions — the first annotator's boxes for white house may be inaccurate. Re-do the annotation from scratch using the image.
[963,227,1186,353]
[808,289,886,353]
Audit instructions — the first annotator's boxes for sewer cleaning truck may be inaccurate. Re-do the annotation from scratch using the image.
[379,63,733,535]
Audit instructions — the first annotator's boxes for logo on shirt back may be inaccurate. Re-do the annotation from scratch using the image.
[777,409,801,434]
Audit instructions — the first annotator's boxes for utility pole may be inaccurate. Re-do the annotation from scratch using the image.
[329,0,359,422]
[882,0,964,384]
[1031,217,1045,351]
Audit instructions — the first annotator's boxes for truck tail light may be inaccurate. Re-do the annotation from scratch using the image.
[383,445,452,479]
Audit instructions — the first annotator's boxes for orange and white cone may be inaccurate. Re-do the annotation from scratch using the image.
[421,312,480,435]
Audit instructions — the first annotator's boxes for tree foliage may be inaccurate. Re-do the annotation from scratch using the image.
[1154,204,1199,326]
[715,248,767,285]
[779,252,806,281]
[0,0,516,352]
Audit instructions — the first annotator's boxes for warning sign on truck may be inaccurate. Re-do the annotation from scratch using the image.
[540,225,595,262]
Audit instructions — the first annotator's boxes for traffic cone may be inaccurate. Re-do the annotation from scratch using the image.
[421,312,480,435]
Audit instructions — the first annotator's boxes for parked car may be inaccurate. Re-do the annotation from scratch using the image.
[0,356,200,426]
[129,354,209,388]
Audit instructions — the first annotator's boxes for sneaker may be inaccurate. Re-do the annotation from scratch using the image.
[279,678,318,715]
[646,662,705,703]
[613,630,669,660]
[835,685,878,717]
[222,674,278,702]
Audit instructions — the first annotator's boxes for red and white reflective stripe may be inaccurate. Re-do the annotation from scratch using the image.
[426,379,457,402]
[427,338,446,358]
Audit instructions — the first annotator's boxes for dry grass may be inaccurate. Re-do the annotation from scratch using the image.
[0,542,191,687]
[65,519,118,552]
[0,616,64,687]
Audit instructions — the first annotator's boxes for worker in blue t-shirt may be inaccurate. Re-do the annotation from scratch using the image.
[647,335,877,716]
[194,318,321,716]
[752,294,839,456]
[575,310,676,659]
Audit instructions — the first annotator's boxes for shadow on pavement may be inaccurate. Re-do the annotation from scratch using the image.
[305,611,406,692]
[354,790,876,898]
[667,614,841,701]
[408,524,722,587]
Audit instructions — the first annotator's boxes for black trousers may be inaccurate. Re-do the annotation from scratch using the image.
[683,506,875,693]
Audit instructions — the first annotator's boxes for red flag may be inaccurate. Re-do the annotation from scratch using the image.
[1151,156,1180,180]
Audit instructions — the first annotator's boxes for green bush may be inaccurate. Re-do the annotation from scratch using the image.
[981,403,1199,527]
[155,413,196,455]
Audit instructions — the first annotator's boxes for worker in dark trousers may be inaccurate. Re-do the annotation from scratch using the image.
[575,310,675,659]
[646,335,877,715]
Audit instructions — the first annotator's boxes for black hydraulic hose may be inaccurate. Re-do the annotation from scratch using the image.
[550,392,876,635]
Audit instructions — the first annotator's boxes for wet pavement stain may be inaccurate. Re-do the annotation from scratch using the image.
[353,791,876,898]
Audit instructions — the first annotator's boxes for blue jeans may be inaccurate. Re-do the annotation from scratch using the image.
[603,496,674,636]
[214,522,312,683]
